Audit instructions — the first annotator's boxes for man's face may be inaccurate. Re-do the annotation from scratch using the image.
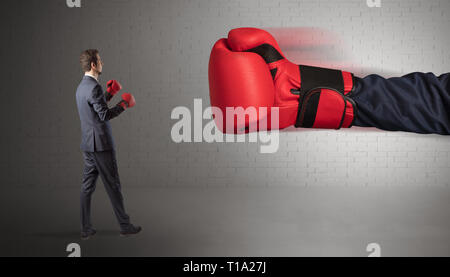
[92,54,103,75]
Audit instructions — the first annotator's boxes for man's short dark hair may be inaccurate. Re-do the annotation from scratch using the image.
[80,49,99,72]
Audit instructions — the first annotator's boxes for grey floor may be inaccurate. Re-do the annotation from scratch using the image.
[1,185,449,257]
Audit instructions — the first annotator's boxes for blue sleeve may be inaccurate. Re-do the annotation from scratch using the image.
[88,84,124,122]
[350,72,450,135]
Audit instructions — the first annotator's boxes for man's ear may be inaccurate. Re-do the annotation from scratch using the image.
[91,61,97,70]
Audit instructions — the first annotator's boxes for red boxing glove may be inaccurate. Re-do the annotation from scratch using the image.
[118,93,136,109]
[209,27,357,133]
[106,80,122,101]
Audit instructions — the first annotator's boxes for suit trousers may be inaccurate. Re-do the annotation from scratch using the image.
[80,150,130,232]
[351,72,450,135]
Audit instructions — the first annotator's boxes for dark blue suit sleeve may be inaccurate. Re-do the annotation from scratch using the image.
[88,84,125,122]
[350,72,450,135]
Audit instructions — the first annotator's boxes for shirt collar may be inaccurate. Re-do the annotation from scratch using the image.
[84,72,98,82]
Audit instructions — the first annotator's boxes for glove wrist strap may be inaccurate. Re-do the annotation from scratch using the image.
[294,65,357,129]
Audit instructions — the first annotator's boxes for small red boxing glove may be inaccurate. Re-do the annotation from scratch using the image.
[118,93,136,109]
[106,80,122,101]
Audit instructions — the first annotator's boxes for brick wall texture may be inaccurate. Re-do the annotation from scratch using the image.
[2,0,450,188]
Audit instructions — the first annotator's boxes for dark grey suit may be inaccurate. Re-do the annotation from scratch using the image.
[76,75,131,232]
[76,75,124,152]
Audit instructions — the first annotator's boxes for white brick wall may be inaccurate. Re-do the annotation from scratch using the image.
[2,0,450,189]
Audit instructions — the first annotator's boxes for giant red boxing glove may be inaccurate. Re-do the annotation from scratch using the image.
[209,38,276,133]
[209,27,357,133]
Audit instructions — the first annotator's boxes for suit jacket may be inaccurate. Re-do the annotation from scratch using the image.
[76,75,124,152]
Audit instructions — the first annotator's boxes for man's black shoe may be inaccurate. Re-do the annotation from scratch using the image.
[81,229,97,240]
[120,225,142,237]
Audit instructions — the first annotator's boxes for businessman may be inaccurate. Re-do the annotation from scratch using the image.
[76,49,141,240]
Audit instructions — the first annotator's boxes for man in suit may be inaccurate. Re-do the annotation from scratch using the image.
[76,49,141,240]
